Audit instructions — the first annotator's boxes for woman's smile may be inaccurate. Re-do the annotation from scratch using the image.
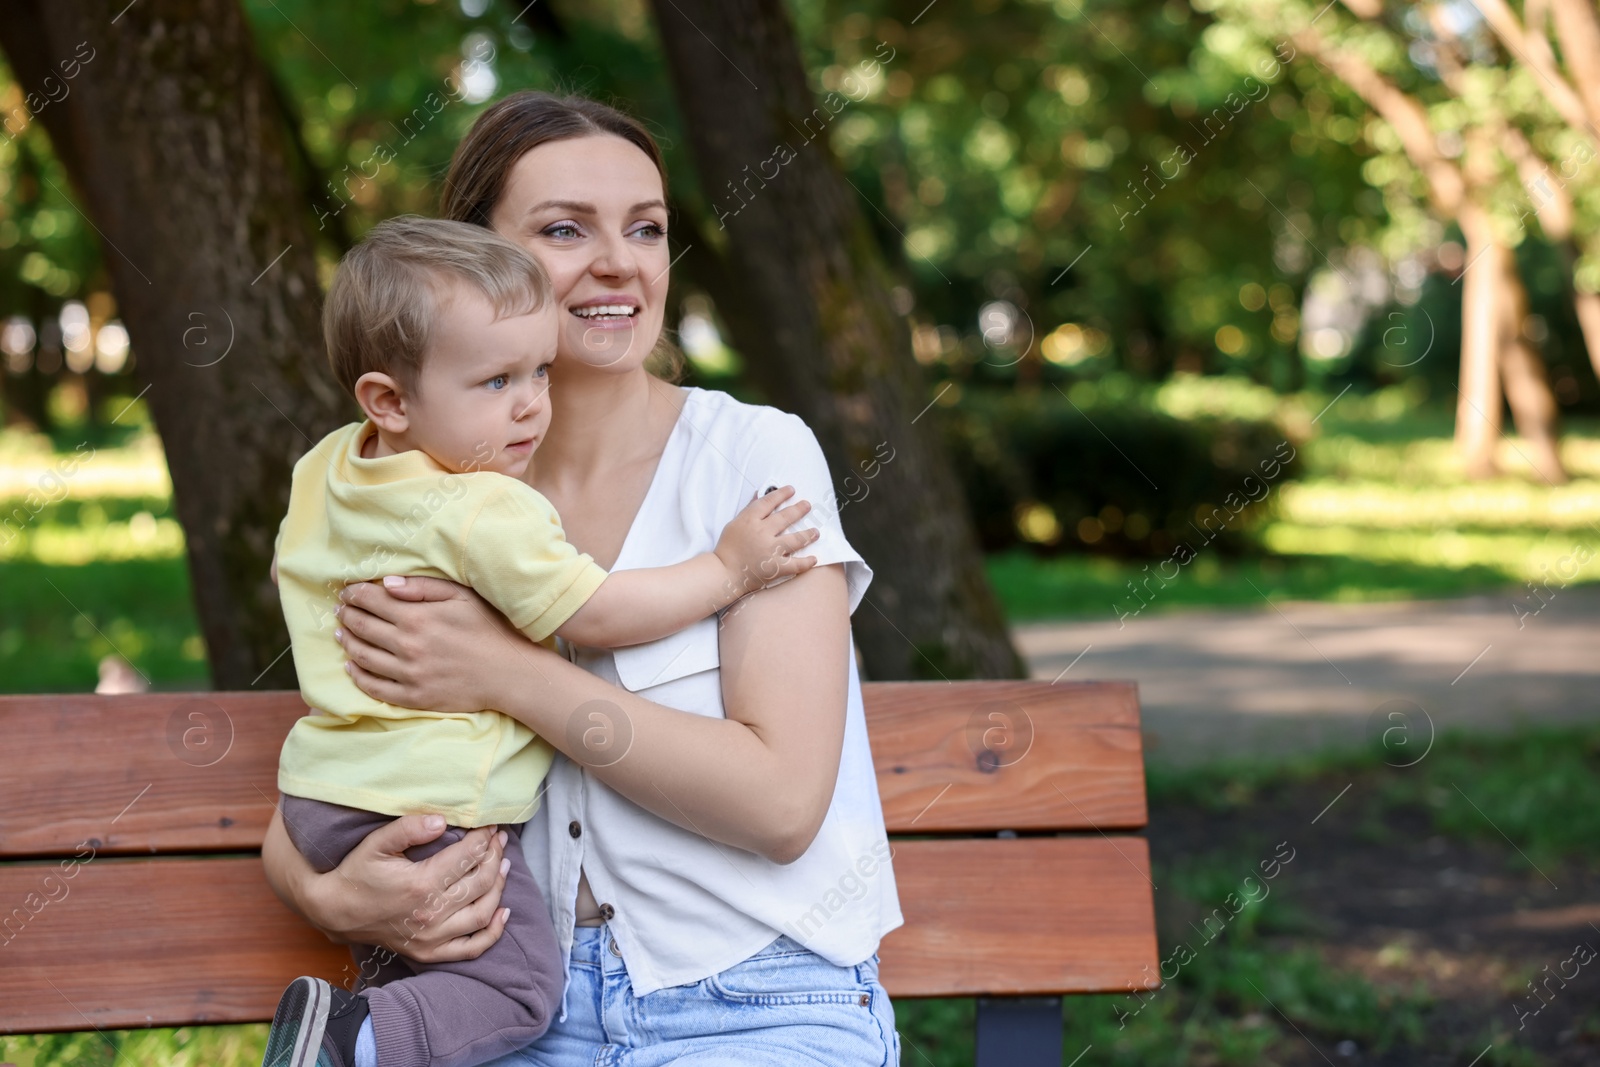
[569,296,641,330]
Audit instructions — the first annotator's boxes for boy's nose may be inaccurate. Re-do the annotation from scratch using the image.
[513,387,543,421]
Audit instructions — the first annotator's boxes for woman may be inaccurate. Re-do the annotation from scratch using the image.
[261,91,904,1066]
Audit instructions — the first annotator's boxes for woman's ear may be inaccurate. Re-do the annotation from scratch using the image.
[354,372,409,433]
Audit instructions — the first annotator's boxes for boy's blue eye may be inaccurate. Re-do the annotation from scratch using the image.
[536,364,549,377]
[488,375,509,390]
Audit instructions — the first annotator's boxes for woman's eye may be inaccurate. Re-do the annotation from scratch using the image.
[630,223,666,239]
[542,222,581,239]
[488,375,509,390]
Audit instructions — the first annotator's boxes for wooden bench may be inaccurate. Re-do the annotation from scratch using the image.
[0,682,1157,1064]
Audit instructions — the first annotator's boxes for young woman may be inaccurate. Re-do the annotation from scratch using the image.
[261,91,904,1066]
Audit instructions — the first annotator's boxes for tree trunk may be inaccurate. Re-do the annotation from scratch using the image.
[647,0,1024,680]
[1572,286,1600,382]
[1455,202,1504,479]
[1497,253,1568,484]
[0,1,349,687]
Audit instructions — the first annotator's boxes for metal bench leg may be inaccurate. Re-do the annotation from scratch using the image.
[975,996,1063,1067]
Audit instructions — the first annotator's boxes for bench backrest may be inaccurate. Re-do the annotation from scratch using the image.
[0,682,1157,1034]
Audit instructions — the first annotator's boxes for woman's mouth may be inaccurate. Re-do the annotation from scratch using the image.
[570,303,639,328]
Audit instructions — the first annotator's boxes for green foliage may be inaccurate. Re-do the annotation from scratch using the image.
[943,378,1299,557]
[0,1024,266,1066]
[804,0,1381,388]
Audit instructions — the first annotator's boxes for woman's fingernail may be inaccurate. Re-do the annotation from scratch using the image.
[424,815,445,831]
[499,858,510,877]
[343,662,353,674]
[334,628,344,642]
[500,908,511,924]
[383,575,404,589]
[497,831,509,848]
[333,603,343,618]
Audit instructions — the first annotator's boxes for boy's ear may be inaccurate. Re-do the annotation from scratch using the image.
[354,372,409,433]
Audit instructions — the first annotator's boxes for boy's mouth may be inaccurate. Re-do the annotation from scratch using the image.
[505,438,536,456]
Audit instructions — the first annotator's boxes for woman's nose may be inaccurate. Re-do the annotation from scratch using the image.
[589,232,639,281]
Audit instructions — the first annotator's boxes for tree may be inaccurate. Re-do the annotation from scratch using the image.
[647,0,1025,679]
[0,0,349,687]
[1203,0,1595,482]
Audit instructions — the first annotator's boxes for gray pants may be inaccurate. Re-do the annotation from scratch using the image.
[280,795,562,1067]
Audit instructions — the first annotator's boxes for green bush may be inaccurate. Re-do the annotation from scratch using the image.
[941,385,1301,559]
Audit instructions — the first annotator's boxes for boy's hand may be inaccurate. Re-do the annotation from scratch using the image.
[713,485,819,597]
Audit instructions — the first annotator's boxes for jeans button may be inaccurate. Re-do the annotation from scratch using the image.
[609,937,622,957]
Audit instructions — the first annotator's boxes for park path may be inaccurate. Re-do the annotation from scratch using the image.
[1014,587,1600,766]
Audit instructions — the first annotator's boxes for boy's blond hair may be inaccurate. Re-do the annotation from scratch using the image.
[323,215,552,396]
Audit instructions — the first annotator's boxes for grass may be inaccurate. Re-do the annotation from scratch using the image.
[0,1026,266,1067]
[1147,721,1600,868]
[987,549,1516,620]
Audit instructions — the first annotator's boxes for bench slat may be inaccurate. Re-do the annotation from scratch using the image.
[0,838,1157,1033]
[881,837,1159,997]
[0,682,1147,859]
[868,681,1146,832]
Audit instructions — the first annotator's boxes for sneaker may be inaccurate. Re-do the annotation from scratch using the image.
[261,976,370,1067]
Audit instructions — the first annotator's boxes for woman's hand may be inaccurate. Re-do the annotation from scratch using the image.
[261,807,511,963]
[335,576,539,712]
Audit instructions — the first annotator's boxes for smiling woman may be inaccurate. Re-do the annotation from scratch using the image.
[258,92,905,1067]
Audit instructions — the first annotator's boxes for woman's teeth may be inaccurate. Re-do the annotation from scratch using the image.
[572,305,636,318]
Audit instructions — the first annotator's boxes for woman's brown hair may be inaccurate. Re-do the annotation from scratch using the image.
[441,91,684,381]
[440,92,666,227]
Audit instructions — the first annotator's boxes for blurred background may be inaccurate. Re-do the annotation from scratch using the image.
[2,0,1599,1063]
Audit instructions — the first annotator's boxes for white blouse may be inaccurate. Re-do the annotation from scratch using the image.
[522,386,904,1001]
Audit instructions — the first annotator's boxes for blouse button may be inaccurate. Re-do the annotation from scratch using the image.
[568,820,582,839]
[599,903,615,921]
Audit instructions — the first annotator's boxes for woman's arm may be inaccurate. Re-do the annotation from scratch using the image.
[337,564,852,864]
[260,804,514,961]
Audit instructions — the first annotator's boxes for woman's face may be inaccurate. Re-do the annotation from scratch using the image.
[489,134,670,375]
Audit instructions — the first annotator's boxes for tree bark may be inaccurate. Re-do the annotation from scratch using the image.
[1497,252,1568,484]
[0,1,349,687]
[1548,0,1600,130]
[1455,202,1504,479]
[647,0,1024,680]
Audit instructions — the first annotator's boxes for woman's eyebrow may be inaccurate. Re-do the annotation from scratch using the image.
[525,198,667,216]
[527,199,596,216]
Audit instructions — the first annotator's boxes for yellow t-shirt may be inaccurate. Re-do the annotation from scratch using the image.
[275,421,609,826]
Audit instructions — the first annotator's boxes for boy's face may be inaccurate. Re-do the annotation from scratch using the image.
[405,284,558,479]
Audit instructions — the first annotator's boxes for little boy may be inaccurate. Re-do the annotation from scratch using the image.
[263,216,817,1067]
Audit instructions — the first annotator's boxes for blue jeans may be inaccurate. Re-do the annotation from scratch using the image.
[483,926,901,1066]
